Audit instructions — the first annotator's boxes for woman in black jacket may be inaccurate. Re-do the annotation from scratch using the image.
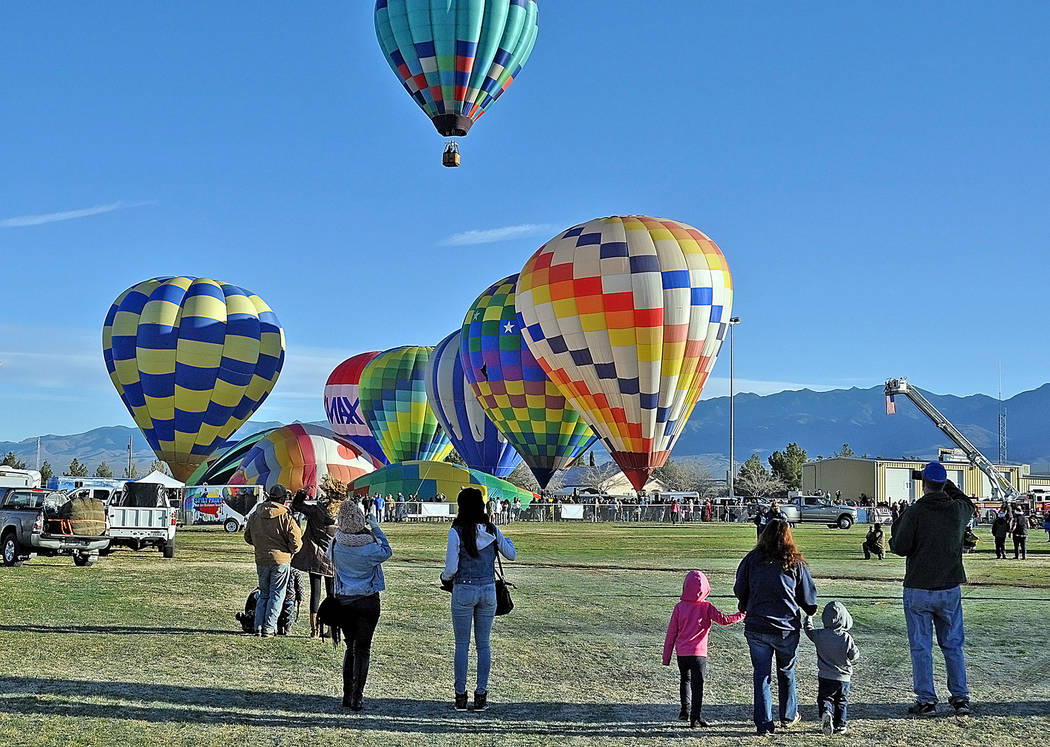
[291,488,342,638]
[734,520,818,736]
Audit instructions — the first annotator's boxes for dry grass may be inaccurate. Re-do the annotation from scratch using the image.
[1,522,1047,746]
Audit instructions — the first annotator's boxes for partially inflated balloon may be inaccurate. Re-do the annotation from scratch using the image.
[462,276,595,488]
[228,423,375,492]
[425,330,522,478]
[358,346,453,464]
[102,276,285,481]
[324,352,388,466]
[185,427,278,486]
[515,216,733,491]
[374,0,539,138]
[349,460,535,505]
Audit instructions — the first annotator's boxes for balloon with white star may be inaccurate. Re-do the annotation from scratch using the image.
[461,274,595,488]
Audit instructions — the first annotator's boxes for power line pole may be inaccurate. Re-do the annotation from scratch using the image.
[998,363,1007,464]
[127,436,133,479]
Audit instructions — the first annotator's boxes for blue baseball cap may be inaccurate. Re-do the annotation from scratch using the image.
[922,461,947,483]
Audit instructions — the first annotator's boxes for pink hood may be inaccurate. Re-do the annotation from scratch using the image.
[663,570,745,663]
[681,570,711,603]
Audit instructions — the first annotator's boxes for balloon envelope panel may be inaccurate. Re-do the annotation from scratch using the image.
[515,216,733,491]
[324,352,388,466]
[374,0,539,136]
[461,275,595,488]
[228,423,375,492]
[349,460,534,506]
[425,330,522,478]
[102,276,285,481]
[358,346,453,464]
[185,427,278,486]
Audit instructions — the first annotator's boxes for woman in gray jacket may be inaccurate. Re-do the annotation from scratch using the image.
[440,488,516,713]
[326,501,391,711]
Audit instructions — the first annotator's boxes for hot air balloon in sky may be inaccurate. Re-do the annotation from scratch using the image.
[425,330,522,478]
[324,352,388,466]
[358,346,453,464]
[374,0,539,166]
[228,423,375,493]
[462,275,595,488]
[102,276,285,482]
[515,216,734,491]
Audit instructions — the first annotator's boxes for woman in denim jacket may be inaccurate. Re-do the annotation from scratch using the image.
[440,488,516,712]
[327,501,392,712]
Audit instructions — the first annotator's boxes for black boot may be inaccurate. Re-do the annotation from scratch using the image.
[678,706,688,721]
[341,646,356,710]
[351,644,370,711]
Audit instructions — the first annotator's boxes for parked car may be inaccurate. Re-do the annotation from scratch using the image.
[749,496,858,529]
[0,487,110,567]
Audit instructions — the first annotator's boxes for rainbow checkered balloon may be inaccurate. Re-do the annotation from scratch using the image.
[461,275,595,489]
[374,0,539,139]
[358,346,453,464]
[515,217,734,492]
[102,276,285,482]
[228,423,375,493]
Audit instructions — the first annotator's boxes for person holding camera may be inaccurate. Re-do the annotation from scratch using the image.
[889,462,976,718]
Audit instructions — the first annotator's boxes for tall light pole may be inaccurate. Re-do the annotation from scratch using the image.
[728,317,741,502]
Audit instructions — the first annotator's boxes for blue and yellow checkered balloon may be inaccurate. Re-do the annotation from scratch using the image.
[102,276,285,481]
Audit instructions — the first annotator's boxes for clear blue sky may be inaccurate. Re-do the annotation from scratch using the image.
[1,1,1048,442]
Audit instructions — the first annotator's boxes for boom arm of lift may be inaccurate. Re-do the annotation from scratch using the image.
[884,377,1019,502]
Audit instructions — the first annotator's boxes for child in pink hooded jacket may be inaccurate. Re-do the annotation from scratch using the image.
[663,570,746,727]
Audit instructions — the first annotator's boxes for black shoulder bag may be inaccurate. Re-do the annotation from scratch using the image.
[495,549,514,616]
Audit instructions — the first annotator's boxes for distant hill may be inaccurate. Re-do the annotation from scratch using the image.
[3,384,1049,476]
[680,383,1050,472]
[0,421,293,476]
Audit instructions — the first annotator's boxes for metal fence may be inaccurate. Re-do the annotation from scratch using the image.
[359,501,754,524]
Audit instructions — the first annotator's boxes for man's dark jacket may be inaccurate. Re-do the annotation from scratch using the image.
[889,481,976,590]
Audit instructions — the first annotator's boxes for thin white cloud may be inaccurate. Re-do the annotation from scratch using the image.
[0,200,156,228]
[440,223,554,246]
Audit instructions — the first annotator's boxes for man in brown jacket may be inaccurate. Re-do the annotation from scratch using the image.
[244,484,303,637]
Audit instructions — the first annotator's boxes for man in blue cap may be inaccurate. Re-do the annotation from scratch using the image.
[890,461,977,718]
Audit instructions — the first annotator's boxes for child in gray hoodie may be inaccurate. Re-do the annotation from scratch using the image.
[804,601,860,735]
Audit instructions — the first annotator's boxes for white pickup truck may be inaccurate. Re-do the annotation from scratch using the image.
[67,483,178,558]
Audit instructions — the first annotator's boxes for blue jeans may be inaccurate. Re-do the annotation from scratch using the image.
[903,586,969,704]
[745,629,800,733]
[254,563,290,634]
[451,583,497,695]
[817,677,850,727]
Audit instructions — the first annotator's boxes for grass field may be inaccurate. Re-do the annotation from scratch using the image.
[2,520,1048,746]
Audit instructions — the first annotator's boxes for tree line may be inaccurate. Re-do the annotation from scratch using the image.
[1,452,171,483]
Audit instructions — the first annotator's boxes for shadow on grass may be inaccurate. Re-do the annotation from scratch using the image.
[0,624,243,636]
[0,677,1046,737]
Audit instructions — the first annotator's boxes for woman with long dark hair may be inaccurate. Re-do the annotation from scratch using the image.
[291,488,342,640]
[734,519,818,736]
[440,488,516,712]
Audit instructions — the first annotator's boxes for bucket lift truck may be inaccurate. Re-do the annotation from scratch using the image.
[884,378,1021,504]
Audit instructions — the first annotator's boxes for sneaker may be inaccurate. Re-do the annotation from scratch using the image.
[950,698,972,717]
[678,706,688,721]
[473,691,488,712]
[781,712,802,729]
[908,701,937,718]
[454,693,468,711]
[821,711,834,735]
[834,726,849,735]
[694,717,711,728]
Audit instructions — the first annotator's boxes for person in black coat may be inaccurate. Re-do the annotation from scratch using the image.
[991,512,1010,559]
[1010,507,1028,560]
[291,488,342,638]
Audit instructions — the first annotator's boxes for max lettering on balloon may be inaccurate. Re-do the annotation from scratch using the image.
[324,396,364,426]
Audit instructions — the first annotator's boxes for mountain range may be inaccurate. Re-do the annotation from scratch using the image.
[3,383,1048,477]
